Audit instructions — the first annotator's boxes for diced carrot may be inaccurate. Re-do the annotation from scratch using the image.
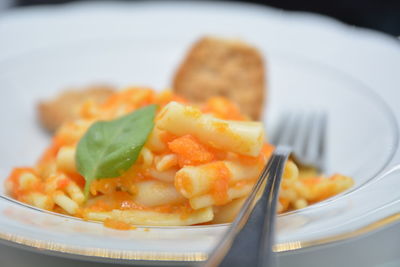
[57,176,70,189]
[66,172,85,188]
[168,135,215,167]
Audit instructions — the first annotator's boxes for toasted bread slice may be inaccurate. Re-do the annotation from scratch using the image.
[173,37,265,120]
[38,85,114,133]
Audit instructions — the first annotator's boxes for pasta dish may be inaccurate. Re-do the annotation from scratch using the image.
[5,88,353,228]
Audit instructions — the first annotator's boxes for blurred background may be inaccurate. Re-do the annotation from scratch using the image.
[1,0,400,36]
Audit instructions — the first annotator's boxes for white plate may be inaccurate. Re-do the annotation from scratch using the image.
[0,1,400,265]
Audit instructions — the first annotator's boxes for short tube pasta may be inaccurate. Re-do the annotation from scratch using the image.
[175,161,262,198]
[53,191,79,215]
[5,87,353,228]
[132,180,185,207]
[156,102,265,156]
[85,207,213,226]
[189,183,253,210]
[56,146,76,173]
[212,197,246,224]
[18,172,40,190]
[155,154,178,172]
[27,192,54,210]
[148,168,177,183]
[146,127,167,152]
[138,147,154,167]
[65,181,85,205]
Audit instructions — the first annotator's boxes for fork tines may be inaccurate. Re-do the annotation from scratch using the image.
[272,111,327,171]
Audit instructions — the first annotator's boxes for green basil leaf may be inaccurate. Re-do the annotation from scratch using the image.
[76,104,157,197]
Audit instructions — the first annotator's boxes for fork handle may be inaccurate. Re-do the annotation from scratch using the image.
[204,147,289,267]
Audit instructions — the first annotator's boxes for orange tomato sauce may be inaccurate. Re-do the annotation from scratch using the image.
[168,135,215,167]
[4,87,353,227]
[104,218,135,230]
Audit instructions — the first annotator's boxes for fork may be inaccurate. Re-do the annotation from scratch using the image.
[203,146,290,267]
[271,111,327,172]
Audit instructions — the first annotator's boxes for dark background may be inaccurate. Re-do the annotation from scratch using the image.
[13,0,400,36]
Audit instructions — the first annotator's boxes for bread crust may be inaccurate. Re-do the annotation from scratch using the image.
[173,37,265,120]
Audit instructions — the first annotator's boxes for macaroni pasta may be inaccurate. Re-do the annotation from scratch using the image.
[5,88,353,228]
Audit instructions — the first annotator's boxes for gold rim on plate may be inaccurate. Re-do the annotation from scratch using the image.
[0,213,399,262]
[273,213,400,253]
